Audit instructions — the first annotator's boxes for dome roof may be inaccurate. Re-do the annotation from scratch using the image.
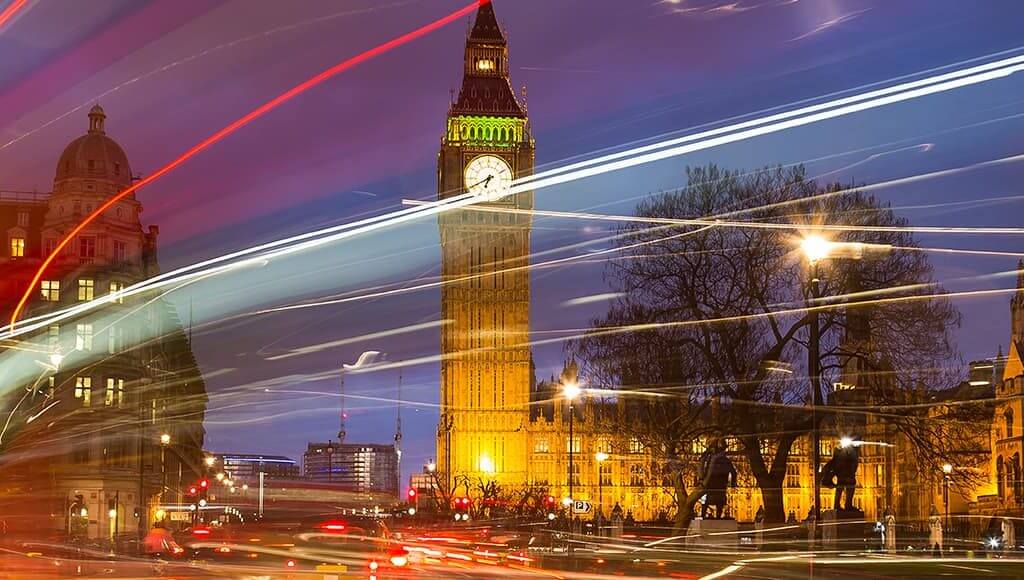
[54,105,132,188]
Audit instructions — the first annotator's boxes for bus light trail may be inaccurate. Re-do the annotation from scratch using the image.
[0,0,28,30]
[7,0,486,328]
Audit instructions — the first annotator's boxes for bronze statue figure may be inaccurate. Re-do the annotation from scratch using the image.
[699,440,738,519]
[820,439,860,512]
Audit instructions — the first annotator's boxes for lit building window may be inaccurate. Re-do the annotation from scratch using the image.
[476,59,495,71]
[109,281,124,303]
[75,376,92,406]
[628,437,645,454]
[17,211,29,227]
[533,438,549,453]
[41,280,60,301]
[10,237,25,257]
[629,464,644,487]
[47,324,60,347]
[78,279,94,301]
[566,436,581,453]
[599,462,613,486]
[106,378,125,407]
[107,325,124,354]
[75,323,93,351]
[596,439,612,454]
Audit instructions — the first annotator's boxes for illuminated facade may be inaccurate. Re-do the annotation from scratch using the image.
[0,106,208,540]
[436,2,534,487]
[436,4,1012,527]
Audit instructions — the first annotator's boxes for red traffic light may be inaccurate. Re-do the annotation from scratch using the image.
[187,486,199,496]
[407,489,417,499]
[199,479,209,489]
[545,495,556,505]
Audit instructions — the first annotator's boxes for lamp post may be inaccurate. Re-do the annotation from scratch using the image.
[562,380,581,554]
[800,236,829,526]
[595,451,609,535]
[159,434,171,505]
[942,463,953,529]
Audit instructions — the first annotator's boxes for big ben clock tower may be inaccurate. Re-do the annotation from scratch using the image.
[437,1,534,488]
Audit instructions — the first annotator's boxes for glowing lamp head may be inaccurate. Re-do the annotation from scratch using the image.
[204,456,216,467]
[108,509,117,518]
[160,433,171,445]
[800,235,832,263]
[426,462,436,473]
[562,382,582,401]
[215,472,225,481]
[943,463,953,474]
[49,353,63,369]
[595,451,610,462]
[561,497,572,507]
[839,436,854,449]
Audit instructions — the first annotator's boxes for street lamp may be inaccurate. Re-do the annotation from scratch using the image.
[562,380,581,554]
[942,463,953,529]
[427,461,436,473]
[595,451,609,535]
[800,235,830,526]
[799,234,892,527]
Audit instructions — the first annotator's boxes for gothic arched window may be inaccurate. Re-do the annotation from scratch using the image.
[1007,409,1015,439]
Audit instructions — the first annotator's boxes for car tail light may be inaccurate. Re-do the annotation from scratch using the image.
[318,520,347,532]
[285,559,296,568]
[192,527,211,537]
[216,546,231,553]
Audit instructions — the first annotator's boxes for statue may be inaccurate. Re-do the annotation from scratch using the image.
[699,439,738,519]
[820,439,860,513]
[928,505,943,556]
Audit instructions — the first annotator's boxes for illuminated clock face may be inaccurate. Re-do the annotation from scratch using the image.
[464,155,512,199]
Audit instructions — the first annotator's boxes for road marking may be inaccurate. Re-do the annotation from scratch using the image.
[943,564,993,573]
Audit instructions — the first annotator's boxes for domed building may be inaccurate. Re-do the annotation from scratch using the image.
[0,107,208,541]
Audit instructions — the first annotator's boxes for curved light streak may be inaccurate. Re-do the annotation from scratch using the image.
[8,0,486,327]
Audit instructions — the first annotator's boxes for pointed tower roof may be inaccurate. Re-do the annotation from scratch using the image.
[451,1,525,117]
[469,1,505,44]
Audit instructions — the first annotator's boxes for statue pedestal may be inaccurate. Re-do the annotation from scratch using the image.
[832,509,867,550]
[685,518,738,549]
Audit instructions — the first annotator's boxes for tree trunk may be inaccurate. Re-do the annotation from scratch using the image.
[759,476,786,524]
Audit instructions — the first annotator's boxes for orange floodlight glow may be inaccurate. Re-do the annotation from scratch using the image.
[8,0,488,328]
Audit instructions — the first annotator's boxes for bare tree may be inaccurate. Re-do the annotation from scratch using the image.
[572,164,964,523]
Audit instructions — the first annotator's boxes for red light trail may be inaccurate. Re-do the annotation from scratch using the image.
[0,0,29,30]
[9,0,487,327]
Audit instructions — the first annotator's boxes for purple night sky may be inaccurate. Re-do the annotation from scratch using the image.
[2,0,1022,487]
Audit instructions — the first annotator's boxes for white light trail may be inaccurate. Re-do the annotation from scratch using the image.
[3,51,1023,342]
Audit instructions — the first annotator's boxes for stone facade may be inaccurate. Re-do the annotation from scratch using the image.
[0,106,207,541]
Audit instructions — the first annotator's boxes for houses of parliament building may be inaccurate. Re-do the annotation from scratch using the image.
[437,2,1023,526]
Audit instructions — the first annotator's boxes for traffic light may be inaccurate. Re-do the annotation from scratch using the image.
[544,495,557,521]
[199,478,209,490]
[407,488,418,509]
[187,485,199,496]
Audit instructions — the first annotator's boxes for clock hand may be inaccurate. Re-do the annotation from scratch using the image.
[468,174,494,190]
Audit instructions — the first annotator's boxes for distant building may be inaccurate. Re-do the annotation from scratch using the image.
[213,453,300,482]
[0,106,207,540]
[303,442,398,494]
